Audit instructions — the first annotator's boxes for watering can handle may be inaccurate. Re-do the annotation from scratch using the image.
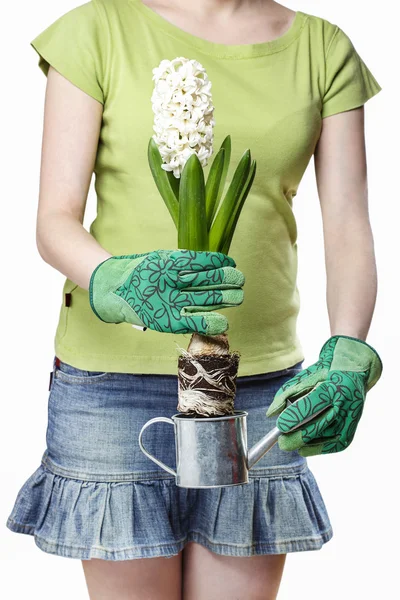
[138,417,177,477]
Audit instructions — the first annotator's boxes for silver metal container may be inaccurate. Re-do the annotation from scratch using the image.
[138,410,281,488]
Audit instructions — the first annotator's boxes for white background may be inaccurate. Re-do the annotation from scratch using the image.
[1,0,398,598]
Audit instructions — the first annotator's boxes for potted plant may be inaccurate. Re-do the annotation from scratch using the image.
[148,57,256,417]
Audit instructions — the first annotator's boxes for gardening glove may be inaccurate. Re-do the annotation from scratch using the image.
[266,335,383,456]
[89,248,245,335]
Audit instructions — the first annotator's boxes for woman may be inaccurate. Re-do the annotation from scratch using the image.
[6,0,383,598]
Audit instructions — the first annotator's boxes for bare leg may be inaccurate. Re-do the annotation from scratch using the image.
[81,553,183,600]
[182,542,286,600]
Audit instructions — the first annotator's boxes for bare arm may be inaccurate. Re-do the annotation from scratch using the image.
[314,106,377,342]
[36,66,112,290]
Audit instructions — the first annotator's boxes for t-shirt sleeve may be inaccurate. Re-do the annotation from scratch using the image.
[321,25,382,119]
[30,0,105,104]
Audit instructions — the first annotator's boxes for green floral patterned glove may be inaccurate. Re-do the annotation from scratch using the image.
[266,335,383,456]
[89,249,245,335]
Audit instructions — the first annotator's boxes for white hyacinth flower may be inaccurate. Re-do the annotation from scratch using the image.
[151,57,215,178]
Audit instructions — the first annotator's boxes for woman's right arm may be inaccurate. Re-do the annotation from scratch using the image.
[36,65,112,290]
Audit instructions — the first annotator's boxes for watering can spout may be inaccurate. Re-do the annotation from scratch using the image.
[247,426,281,470]
[247,393,332,469]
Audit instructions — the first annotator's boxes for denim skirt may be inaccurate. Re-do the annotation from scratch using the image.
[6,356,333,560]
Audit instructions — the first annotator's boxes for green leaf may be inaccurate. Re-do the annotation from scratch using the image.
[211,135,231,225]
[220,160,257,255]
[205,147,225,230]
[178,153,208,251]
[147,138,179,228]
[208,149,251,252]
[167,169,180,202]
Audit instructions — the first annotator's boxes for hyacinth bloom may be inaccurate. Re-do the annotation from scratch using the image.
[151,57,215,178]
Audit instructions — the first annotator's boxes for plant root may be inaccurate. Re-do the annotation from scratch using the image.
[176,333,240,416]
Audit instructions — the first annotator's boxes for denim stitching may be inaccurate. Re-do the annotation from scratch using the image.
[41,451,308,482]
[188,528,333,551]
[6,522,332,557]
[54,370,112,384]
[41,453,176,482]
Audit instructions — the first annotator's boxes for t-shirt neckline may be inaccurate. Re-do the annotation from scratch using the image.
[129,0,308,59]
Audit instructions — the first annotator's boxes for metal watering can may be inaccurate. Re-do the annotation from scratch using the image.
[138,398,325,488]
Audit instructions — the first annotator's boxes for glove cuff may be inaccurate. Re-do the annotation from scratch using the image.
[89,254,148,324]
[321,334,383,391]
[89,256,114,322]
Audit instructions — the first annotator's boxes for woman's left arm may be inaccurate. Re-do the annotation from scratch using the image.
[314,106,377,342]
[265,106,383,456]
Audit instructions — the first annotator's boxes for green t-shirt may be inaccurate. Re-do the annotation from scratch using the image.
[30,0,382,376]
